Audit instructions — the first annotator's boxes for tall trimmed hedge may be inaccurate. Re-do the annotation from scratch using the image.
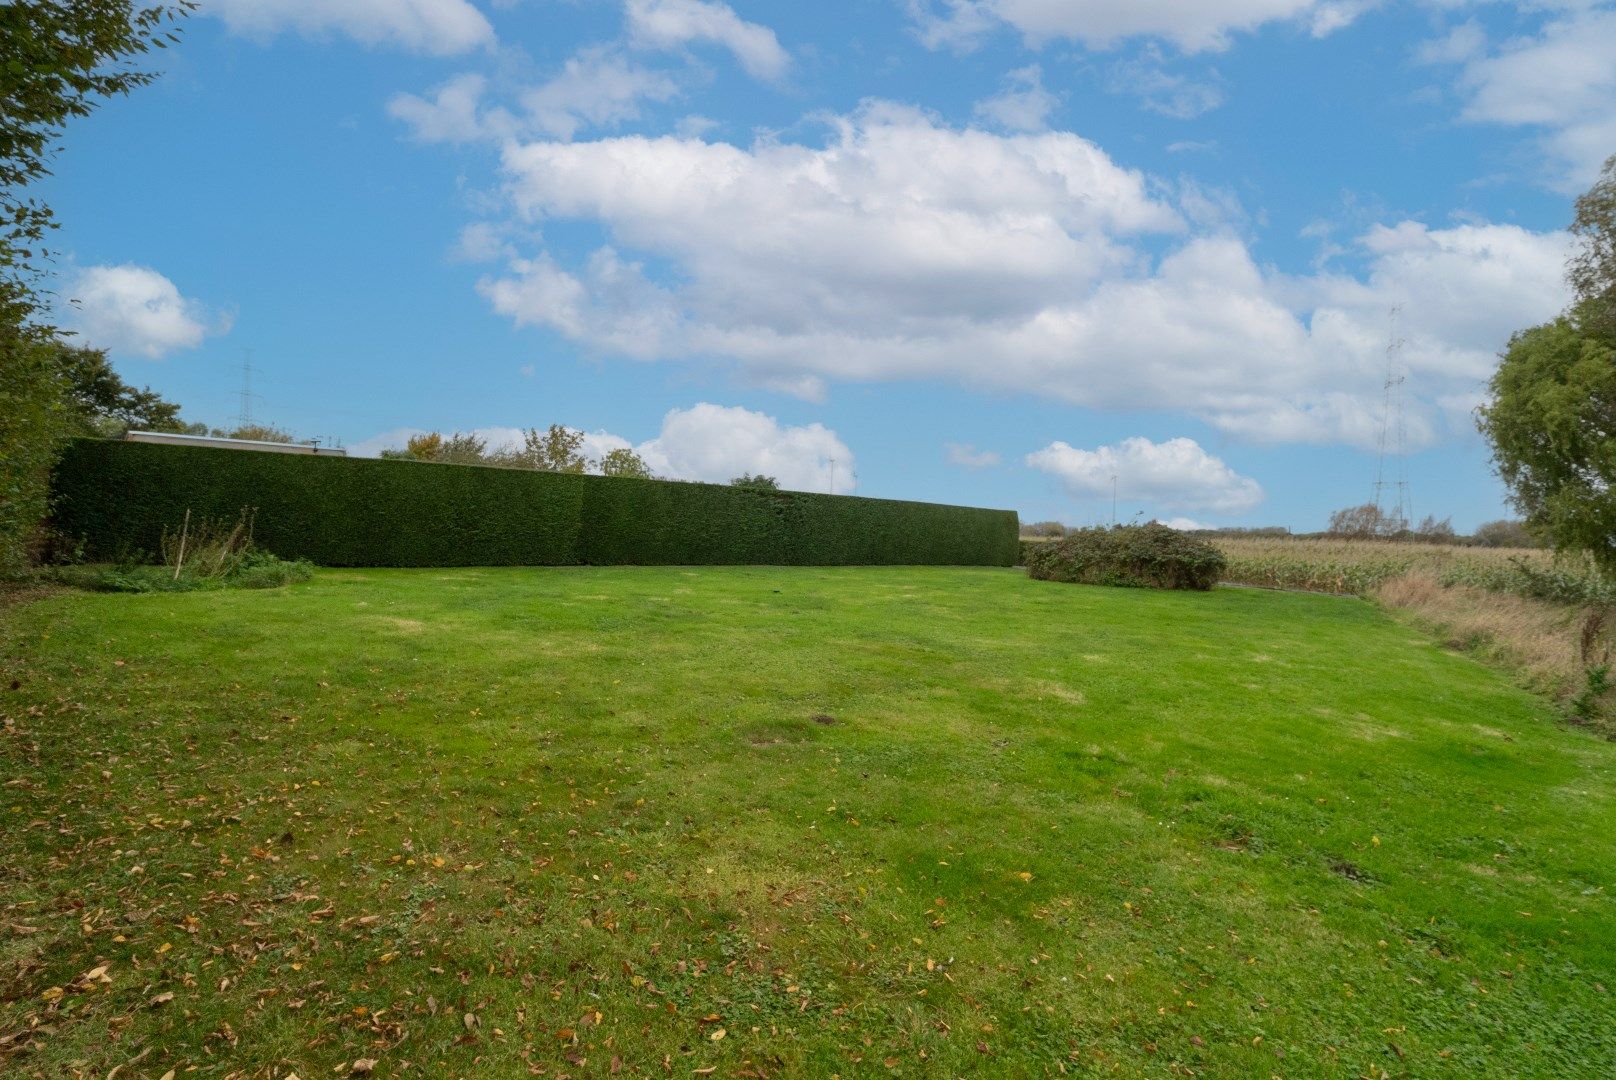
[50,439,1020,568]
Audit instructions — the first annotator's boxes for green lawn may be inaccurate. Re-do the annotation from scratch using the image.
[2,567,1612,1078]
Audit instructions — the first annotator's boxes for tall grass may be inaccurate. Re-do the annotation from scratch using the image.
[1204,537,1615,733]
[1210,536,1594,597]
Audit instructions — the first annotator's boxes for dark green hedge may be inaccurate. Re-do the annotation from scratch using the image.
[50,439,1020,568]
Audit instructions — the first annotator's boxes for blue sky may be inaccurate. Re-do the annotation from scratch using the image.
[43,0,1615,529]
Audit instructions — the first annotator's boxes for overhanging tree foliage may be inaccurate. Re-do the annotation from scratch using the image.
[0,1,194,573]
[1478,155,1616,573]
[1477,313,1616,573]
[1570,153,1616,336]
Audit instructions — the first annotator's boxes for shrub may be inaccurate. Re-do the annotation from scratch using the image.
[0,333,71,576]
[1473,519,1538,549]
[50,439,1021,568]
[1025,523,1225,590]
[1018,537,1055,565]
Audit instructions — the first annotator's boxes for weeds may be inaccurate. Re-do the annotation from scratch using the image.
[52,508,312,592]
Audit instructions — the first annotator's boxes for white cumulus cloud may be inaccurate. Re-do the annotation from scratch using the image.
[471,103,1570,449]
[1026,436,1263,514]
[63,265,225,359]
[635,403,853,492]
[625,0,790,81]
[205,0,494,55]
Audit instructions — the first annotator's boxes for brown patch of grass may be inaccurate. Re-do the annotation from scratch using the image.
[1376,571,1614,735]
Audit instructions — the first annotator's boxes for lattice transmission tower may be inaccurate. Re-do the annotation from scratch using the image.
[1370,306,1411,533]
[236,351,261,429]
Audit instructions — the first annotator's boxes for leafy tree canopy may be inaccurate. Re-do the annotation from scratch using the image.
[1472,519,1538,549]
[599,447,652,479]
[0,2,192,573]
[1327,503,1394,538]
[1570,153,1616,336]
[53,341,195,436]
[1477,312,1616,573]
[1,1,194,325]
[730,473,780,493]
[506,425,589,473]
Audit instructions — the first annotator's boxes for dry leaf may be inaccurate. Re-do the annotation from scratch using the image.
[351,1059,377,1075]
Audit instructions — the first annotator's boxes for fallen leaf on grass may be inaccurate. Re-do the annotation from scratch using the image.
[149,991,174,1007]
[351,1059,377,1075]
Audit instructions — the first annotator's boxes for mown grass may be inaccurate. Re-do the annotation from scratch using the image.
[2,567,1614,1078]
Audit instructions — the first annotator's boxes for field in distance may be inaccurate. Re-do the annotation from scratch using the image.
[2,566,1613,1077]
[1209,537,1572,596]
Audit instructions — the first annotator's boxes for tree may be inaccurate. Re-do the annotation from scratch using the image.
[380,430,489,463]
[438,431,490,464]
[1570,153,1616,335]
[212,423,308,445]
[381,432,445,461]
[1477,314,1616,573]
[1413,514,1457,544]
[1326,503,1391,538]
[1020,521,1066,538]
[504,425,589,473]
[0,1,193,573]
[730,473,779,492]
[1472,519,1536,549]
[599,447,652,478]
[1,2,195,325]
[53,341,194,436]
